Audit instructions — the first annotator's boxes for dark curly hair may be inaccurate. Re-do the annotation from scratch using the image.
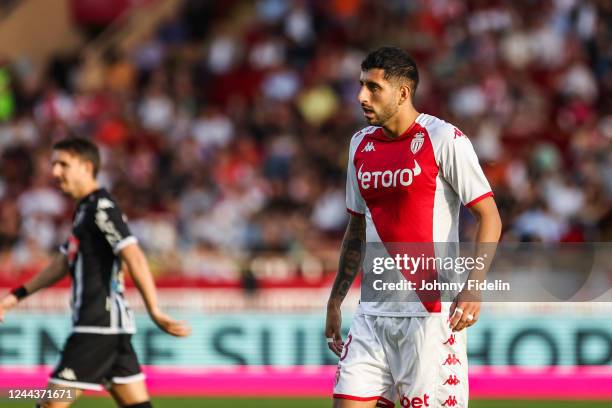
[361,46,419,97]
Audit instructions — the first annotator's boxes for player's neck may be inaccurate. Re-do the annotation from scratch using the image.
[73,181,100,201]
[381,109,420,139]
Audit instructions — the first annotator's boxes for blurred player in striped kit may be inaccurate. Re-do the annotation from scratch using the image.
[0,138,191,407]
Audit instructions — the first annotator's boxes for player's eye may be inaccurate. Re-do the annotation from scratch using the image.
[368,84,379,92]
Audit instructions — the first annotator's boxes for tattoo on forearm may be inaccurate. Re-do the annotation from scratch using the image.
[330,216,365,302]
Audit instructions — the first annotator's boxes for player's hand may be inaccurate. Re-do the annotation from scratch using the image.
[0,294,18,323]
[325,301,344,357]
[150,309,192,337]
[449,290,481,332]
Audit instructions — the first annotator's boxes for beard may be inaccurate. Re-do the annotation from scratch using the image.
[366,101,398,126]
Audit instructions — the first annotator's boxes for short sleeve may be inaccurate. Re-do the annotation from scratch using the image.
[94,198,138,253]
[346,149,366,216]
[438,131,493,207]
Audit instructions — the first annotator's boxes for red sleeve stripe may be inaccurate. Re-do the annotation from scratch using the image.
[333,394,394,407]
[466,191,494,208]
[347,208,365,217]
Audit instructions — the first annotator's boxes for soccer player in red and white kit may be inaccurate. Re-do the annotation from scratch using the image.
[325,47,501,407]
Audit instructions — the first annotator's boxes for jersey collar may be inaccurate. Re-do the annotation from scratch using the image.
[368,113,423,142]
[77,188,105,206]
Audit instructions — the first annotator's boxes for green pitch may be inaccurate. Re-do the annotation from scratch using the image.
[4,397,612,407]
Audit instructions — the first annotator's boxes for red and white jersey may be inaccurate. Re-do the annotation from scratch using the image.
[346,113,493,316]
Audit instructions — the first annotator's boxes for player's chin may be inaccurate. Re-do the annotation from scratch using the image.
[56,181,69,194]
[365,117,380,126]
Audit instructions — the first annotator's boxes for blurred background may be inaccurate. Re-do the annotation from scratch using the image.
[0,0,611,406]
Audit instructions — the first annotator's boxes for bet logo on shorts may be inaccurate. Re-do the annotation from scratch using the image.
[400,393,430,407]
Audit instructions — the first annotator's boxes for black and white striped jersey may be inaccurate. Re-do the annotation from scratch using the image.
[60,188,137,334]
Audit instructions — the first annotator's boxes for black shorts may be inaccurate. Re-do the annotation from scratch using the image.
[49,333,143,390]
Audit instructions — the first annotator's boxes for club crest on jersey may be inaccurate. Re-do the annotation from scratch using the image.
[361,141,376,152]
[411,132,425,154]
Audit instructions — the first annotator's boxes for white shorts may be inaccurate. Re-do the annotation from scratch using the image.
[333,313,468,407]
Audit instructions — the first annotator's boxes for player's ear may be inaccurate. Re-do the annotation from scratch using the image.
[398,83,411,105]
[82,159,95,177]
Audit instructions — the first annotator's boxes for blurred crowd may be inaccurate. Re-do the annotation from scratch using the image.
[0,0,610,283]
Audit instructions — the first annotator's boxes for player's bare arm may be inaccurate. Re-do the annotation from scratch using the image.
[325,214,366,357]
[120,243,191,337]
[0,252,69,322]
[449,196,501,332]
